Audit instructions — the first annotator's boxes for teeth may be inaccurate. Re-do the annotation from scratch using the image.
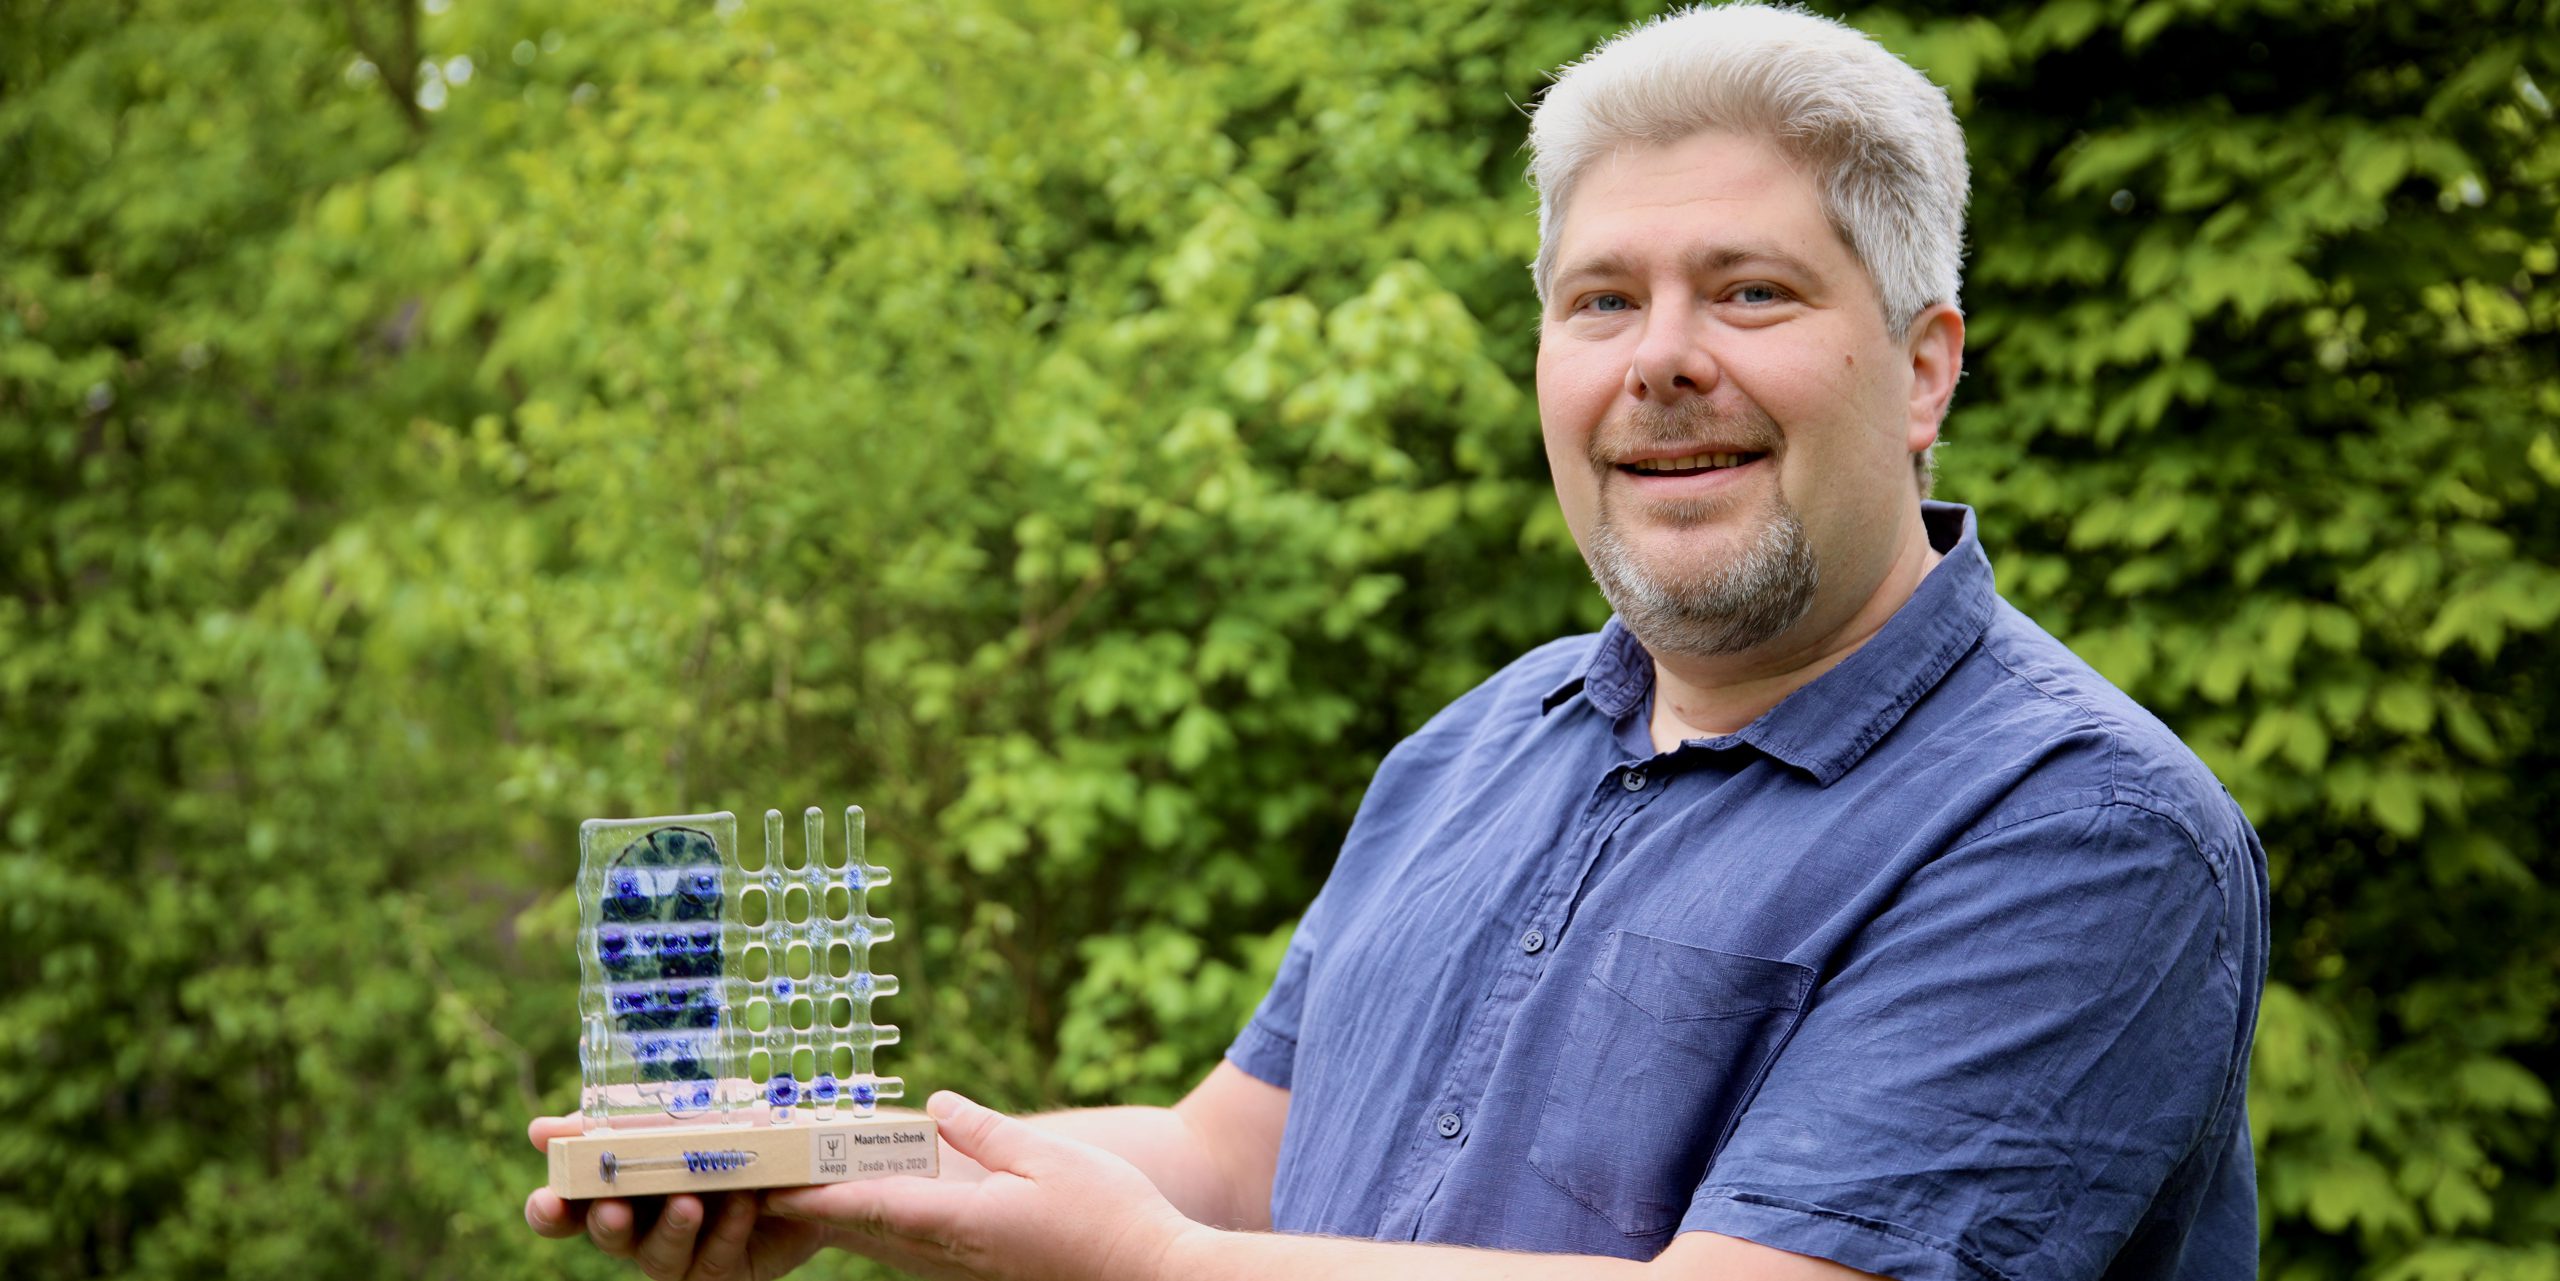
[1631,452,1745,473]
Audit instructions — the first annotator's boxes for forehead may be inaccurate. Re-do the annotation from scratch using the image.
[1551,131,1849,274]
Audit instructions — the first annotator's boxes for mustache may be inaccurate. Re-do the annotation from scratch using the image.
[1587,398,1783,471]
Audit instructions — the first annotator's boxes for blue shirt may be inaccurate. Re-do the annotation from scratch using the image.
[1227,503,2267,1280]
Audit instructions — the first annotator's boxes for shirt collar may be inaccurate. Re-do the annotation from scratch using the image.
[1540,502,1995,784]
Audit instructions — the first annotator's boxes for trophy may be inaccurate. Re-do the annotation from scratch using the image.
[545,806,939,1198]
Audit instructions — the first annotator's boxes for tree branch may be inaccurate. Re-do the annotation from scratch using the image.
[337,0,426,137]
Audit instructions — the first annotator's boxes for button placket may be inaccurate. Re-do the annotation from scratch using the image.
[1389,753,1666,1234]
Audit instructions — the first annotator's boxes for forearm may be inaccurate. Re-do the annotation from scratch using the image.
[777,1091,1874,1281]
[1160,1226,1650,1281]
[1022,1105,1266,1230]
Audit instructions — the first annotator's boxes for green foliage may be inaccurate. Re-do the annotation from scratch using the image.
[2,0,2552,1277]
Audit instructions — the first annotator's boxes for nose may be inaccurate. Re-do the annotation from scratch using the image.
[1623,301,1718,402]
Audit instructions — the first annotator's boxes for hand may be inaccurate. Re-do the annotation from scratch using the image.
[766,1091,1205,1281]
[521,1115,829,1281]
[523,1112,1001,1280]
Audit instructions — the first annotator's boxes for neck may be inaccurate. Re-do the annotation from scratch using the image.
[1644,512,1942,753]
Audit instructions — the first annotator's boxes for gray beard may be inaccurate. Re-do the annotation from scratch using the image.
[1585,487,1819,659]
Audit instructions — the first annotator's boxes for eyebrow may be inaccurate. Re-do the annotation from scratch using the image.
[1550,243,1830,295]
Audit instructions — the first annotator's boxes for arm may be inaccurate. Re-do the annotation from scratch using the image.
[1157,1223,1876,1280]
[1016,1059,1288,1230]
[776,1090,1882,1281]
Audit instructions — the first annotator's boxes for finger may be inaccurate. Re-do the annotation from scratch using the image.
[926,1090,1051,1176]
[525,1187,587,1239]
[767,1172,977,1242]
[932,1132,994,1184]
[633,1194,706,1281]
[686,1192,761,1280]
[587,1196,640,1258]
[529,1114,581,1152]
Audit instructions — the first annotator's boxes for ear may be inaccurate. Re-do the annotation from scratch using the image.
[1902,303,1965,454]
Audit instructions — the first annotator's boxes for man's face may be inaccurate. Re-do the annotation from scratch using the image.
[1536,130,1943,660]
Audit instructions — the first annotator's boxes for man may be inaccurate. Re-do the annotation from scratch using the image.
[527,5,2267,1278]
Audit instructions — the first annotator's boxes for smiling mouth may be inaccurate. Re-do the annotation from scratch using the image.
[1618,451,1766,477]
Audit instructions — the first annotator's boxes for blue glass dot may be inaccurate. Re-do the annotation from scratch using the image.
[606,871,651,918]
[851,1081,877,1107]
[812,1074,839,1102]
[852,973,876,996]
[851,924,871,945]
[845,866,867,890]
[772,977,793,998]
[767,1074,799,1108]
[598,928,628,958]
[635,929,661,953]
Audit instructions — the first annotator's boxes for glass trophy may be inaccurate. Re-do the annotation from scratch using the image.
[545,806,940,1198]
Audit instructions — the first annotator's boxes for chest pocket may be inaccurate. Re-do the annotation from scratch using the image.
[1527,930,1815,1238]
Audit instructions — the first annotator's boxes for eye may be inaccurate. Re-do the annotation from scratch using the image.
[1730,283,1788,305]
[1587,293,1632,313]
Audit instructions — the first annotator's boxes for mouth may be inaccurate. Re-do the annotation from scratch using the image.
[1615,450,1767,478]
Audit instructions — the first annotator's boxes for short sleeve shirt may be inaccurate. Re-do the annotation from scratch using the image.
[1226,503,2268,1280]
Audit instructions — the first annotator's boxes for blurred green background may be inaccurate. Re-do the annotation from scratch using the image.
[4,0,2555,1276]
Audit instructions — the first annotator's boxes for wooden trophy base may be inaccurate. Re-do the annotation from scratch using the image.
[549,1111,940,1199]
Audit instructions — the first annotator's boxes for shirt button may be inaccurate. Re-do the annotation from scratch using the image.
[1520,928,1545,954]
[1621,770,1647,792]
[1435,1111,1463,1139]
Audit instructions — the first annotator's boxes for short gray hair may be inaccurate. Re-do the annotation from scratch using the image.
[1527,3,1971,339]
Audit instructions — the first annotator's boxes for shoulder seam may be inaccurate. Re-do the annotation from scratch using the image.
[1942,794,2227,889]
[1969,639,2229,885]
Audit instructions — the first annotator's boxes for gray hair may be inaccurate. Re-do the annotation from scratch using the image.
[1527,3,1971,339]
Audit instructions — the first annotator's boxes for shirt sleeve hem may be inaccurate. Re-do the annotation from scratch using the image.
[1683,1189,2014,1281]
[1223,1019,1298,1090]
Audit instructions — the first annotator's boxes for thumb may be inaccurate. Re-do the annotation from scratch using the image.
[927,1090,1051,1176]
